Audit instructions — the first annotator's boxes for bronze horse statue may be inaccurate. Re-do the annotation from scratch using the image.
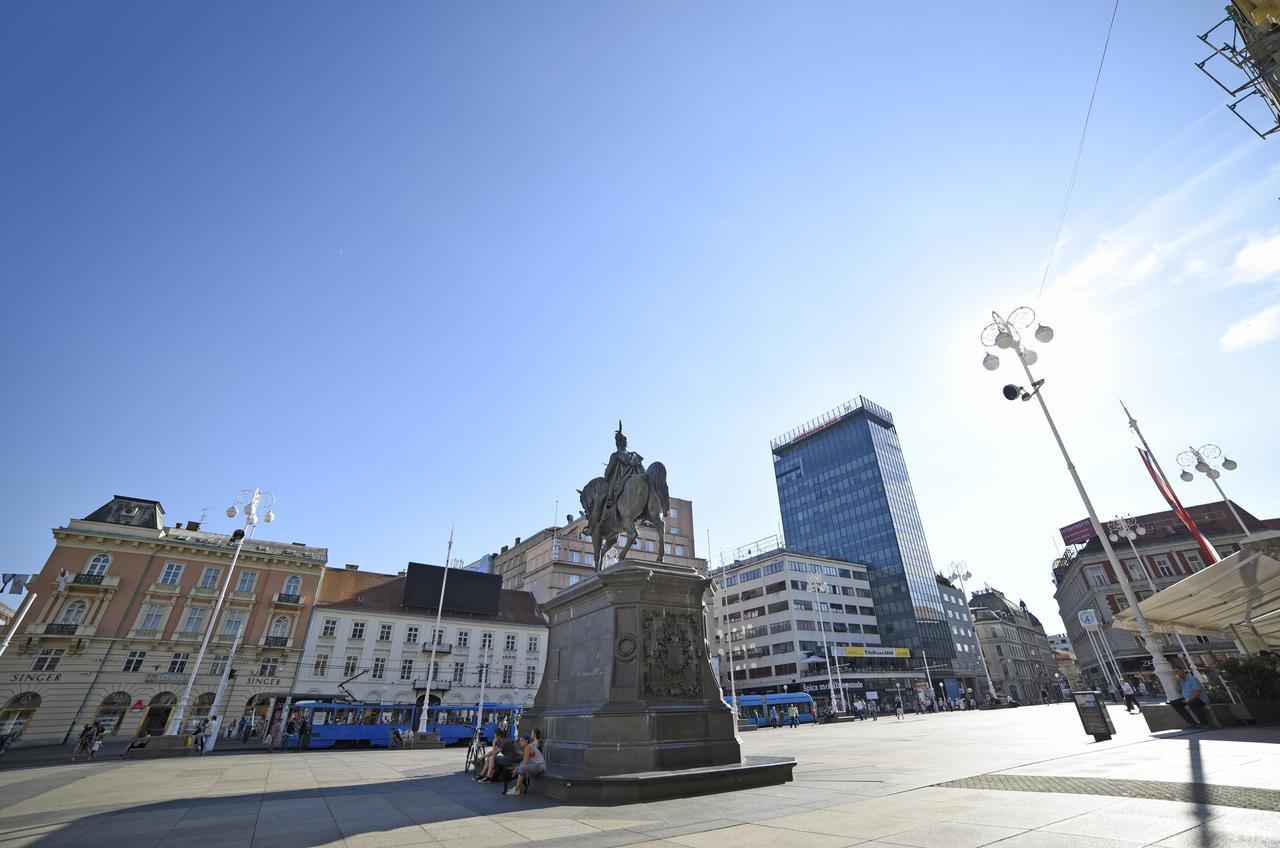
[578,462,669,570]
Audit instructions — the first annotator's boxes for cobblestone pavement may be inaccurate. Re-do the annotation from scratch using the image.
[1,703,1277,847]
[936,773,1280,812]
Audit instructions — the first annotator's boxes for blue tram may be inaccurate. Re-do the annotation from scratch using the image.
[292,701,416,749]
[418,703,521,745]
[725,693,817,726]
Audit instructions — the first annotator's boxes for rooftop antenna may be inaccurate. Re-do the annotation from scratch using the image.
[198,507,209,525]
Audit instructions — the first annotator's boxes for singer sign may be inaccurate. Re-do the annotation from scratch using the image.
[1059,518,1096,546]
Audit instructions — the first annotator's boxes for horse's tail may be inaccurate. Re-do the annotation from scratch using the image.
[648,462,670,516]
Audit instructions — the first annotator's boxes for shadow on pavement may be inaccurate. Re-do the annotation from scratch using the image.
[7,768,558,848]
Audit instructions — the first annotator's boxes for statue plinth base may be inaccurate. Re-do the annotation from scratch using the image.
[519,558,794,801]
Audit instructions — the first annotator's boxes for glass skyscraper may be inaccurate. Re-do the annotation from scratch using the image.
[771,397,953,665]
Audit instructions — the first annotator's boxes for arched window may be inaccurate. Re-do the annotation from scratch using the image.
[282,575,301,596]
[85,553,111,577]
[94,692,131,735]
[60,600,88,626]
[0,692,42,741]
[270,616,290,638]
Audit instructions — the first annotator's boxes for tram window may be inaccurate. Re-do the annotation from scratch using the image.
[311,711,328,725]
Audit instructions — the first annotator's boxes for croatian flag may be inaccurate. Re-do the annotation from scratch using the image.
[1138,448,1220,565]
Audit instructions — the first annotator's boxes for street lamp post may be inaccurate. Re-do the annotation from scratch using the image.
[1177,445,1250,535]
[980,306,1180,701]
[169,489,275,736]
[946,562,997,699]
[1107,515,1200,679]
[809,578,845,713]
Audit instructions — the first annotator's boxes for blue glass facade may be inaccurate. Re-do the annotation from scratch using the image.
[772,397,953,661]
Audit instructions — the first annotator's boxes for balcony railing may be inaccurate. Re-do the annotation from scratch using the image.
[421,643,453,654]
[44,623,78,635]
[73,573,104,585]
[264,636,289,647]
[275,593,302,605]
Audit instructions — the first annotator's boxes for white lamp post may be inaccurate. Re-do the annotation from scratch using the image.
[980,307,1180,701]
[169,489,275,737]
[1177,445,1250,535]
[417,529,455,735]
[810,578,846,713]
[946,562,996,699]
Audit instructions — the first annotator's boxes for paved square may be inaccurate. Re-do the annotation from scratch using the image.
[3,705,1278,847]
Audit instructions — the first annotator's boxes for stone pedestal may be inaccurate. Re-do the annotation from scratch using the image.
[519,558,793,801]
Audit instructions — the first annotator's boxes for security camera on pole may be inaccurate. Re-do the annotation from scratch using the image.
[979,307,1179,701]
[169,489,275,738]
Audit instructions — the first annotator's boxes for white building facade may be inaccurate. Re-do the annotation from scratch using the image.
[292,567,547,710]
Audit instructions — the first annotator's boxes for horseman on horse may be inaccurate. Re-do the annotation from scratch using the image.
[579,422,670,570]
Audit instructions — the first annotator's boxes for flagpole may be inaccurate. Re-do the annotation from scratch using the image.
[0,592,38,660]
[417,527,454,735]
[1121,401,1222,565]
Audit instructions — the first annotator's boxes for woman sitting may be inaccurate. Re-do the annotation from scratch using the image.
[505,734,545,796]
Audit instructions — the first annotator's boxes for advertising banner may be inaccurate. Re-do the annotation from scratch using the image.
[1059,518,1096,546]
[842,646,911,658]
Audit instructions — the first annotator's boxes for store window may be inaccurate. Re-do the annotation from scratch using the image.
[94,692,131,735]
[0,693,42,741]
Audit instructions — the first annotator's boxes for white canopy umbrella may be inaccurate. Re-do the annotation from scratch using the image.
[1113,533,1280,651]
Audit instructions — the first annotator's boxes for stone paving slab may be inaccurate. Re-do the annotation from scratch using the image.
[0,704,1278,848]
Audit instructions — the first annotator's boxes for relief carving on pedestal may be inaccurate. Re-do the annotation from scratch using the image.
[641,609,702,697]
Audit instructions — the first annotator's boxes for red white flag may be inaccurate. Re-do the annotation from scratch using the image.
[1138,448,1219,565]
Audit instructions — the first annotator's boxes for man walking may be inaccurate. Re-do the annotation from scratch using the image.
[1120,678,1140,714]
[786,703,799,728]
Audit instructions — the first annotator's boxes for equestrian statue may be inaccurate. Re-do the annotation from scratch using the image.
[578,422,669,571]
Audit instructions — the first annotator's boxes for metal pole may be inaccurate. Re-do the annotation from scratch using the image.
[922,647,934,705]
[471,643,491,740]
[1084,627,1115,691]
[0,592,37,660]
[169,516,255,735]
[417,529,454,733]
[811,581,840,713]
[951,570,997,697]
[1006,322,1180,700]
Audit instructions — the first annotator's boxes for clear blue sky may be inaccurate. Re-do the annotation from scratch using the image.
[3,3,1278,633]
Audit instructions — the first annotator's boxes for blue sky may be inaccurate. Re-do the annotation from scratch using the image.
[2,2,1278,633]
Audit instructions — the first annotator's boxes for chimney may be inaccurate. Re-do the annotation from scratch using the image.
[514,537,521,546]
[186,521,202,531]
[345,564,360,571]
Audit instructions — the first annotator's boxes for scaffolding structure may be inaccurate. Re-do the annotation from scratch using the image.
[1197,1,1280,139]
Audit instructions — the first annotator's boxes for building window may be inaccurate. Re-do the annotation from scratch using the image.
[669,525,679,535]
[502,665,513,686]
[456,631,470,648]
[85,553,111,577]
[430,628,445,646]
[1184,551,1205,572]
[527,635,539,652]
[525,665,537,687]
[669,507,679,518]
[351,621,366,639]
[282,575,301,596]
[1155,557,1176,578]
[504,633,517,652]
[371,658,386,679]
[314,654,329,676]
[181,607,208,633]
[140,604,166,631]
[406,626,419,644]
[378,623,393,641]
[453,661,466,683]
[59,600,88,626]
[168,653,190,674]
[400,658,414,680]
[481,632,493,650]
[209,654,228,675]
[122,651,147,673]
[235,572,258,593]
[32,649,64,672]
[199,567,221,589]
[159,562,184,585]
[321,619,337,638]
[258,657,279,676]
[476,663,489,685]
[222,610,244,636]
[270,616,290,638]
[570,550,581,563]
[675,545,686,556]
[343,656,359,676]
[1084,565,1109,588]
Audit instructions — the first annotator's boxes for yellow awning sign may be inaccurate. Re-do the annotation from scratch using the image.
[842,646,910,658]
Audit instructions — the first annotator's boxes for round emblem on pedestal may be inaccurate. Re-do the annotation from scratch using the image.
[615,634,637,660]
